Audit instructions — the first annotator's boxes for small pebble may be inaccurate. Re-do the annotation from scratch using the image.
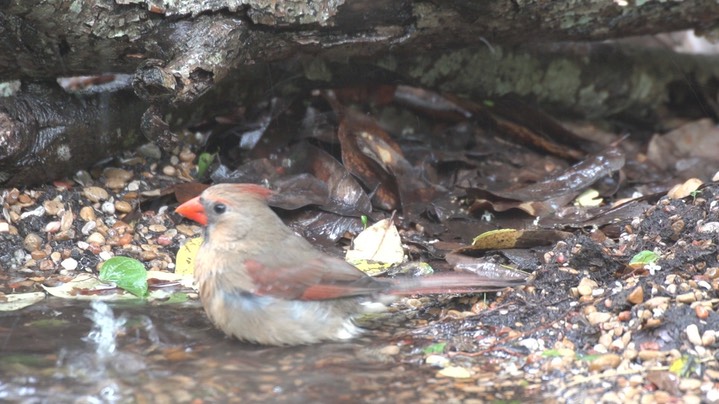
[99,251,113,261]
[676,292,697,303]
[179,149,196,163]
[702,330,716,346]
[42,199,64,216]
[588,353,621,371]
[598,333,613,348]
[162,165,176,176]
[697,221,719,233]
[115,201,133,213]
[104,177,127,190]
[138,143,162,159]
[149,224,167,233]
[31,250,47,260]
[74,170,93,186]
[79,206,97,222]
[117,233,133,246]
[61,258,78,271]
[156,234,173,246]
[37,259,54,271]
[518,338,540,351]
[577,277,598,297]
[678,378,702,391]
[23,233,43,252]
[610,337,626,351]
[102,201,116,214]
[696,305,709,320]
[644,296,670,308]
[627,286,644,305]
[83,186,109,202]
[87,232,106,245]
[5,189,19,204]
[18,194,31,204]
[176,224,199,236]
[127,181,141,192]
[426,355,450,367]
[379,345,400,356]
[104,167,133,182]
[81,221,97,235]
[637,350,666,361]
[141,251,158,261]
[587,312,612,326]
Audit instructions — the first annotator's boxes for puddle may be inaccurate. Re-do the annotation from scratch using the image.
[0,298,533,402]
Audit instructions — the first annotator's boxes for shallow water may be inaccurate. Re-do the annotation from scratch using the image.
[0,298,532,403]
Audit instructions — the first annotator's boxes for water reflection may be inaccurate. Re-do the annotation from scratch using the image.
[0,298,527,402]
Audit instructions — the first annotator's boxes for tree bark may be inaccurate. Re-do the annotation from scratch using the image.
[1,0,719,186]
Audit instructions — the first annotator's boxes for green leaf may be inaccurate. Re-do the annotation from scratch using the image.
[99,257,148,297]
[422,342,447,354]
[196,152,215,178]
[578,353,601,362]
[629,250,659,265]
[541,349,562,358]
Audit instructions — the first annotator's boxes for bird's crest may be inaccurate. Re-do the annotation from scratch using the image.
[227,183,273,199]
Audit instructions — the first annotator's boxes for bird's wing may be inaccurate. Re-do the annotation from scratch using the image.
[241,253,387,301]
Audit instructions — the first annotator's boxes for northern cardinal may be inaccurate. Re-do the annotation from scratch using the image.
[175,183,525,345]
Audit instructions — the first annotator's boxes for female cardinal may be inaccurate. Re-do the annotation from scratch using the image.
[175,183,524,345]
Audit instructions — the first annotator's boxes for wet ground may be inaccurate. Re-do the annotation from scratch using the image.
[0,298,536,403]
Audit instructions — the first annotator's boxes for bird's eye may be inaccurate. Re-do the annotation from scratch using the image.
[213,203,227,214]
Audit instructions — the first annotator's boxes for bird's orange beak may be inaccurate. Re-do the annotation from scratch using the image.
[175,196,208,225]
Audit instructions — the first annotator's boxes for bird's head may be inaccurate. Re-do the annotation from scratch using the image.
[175,183,274,241]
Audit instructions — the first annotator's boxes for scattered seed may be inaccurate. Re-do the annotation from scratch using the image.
[686,324,702,346]
[676,292,698,303]
[588,353,621,371]
[60,210,74,231]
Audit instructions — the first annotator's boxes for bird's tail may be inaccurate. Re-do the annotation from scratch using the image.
[388,271,527,295]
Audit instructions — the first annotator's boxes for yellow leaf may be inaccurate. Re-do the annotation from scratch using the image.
[176,237,203,276]
[574,189,603,207]
[0,292,45,311]
[346,219,404,267]
[471,229,518,249]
